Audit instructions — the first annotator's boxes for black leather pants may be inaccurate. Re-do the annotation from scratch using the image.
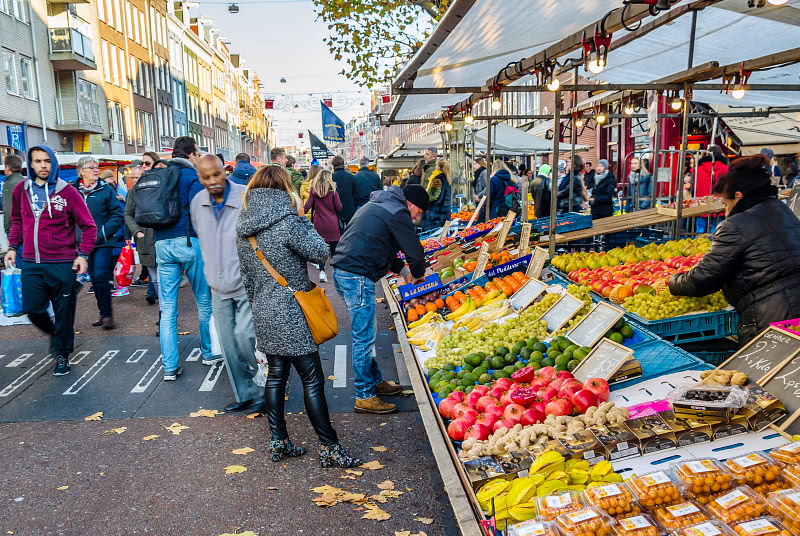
[264,351,338,445]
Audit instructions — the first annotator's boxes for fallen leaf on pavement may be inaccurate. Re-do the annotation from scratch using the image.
[218,532,258,536]
[311,485,341,494]
[264,487,278,491]
[360,460,384,470]
[163,423,189,435]
[327,375,337,381]
[178,331,190,335]
[415,517,434,525]
[103,427,127,435]
[84,412,103,421]
[346,469,363,476]
[245,412,263,419]
[224,465,247,475]
[362,503,391,521]
[377,480,395,490]
[379,422,388,427]
[339,492,366,504]
[143,435,159,441]
[401,389,414,396]
[56,486,69,491]
[370,446,388,452]
[395,532,411,536]
[231,447,255,455]
[189,408,222,418]
[340,475,357,480]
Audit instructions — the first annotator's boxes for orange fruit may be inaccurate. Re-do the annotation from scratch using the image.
[502,275,515,286]
[457,294,467,304]
[425,302,436,313]
[510,281,522,294]
[454,291,465,301]
[434,298,445,309]
[498,282,512,295]
[415,304,426,316]
[512,272,526,281]
[407,309,419,322]
[484,282,497,292]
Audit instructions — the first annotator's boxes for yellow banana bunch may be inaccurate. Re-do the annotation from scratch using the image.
[445,297,475,321]
[408,311,440,329]
[477,305,512,322]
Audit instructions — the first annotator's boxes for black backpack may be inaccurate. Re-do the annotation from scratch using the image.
[133,165,182,229]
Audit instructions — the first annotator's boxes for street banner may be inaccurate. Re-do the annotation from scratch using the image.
[321,101,345,143]
[308,131,334,160]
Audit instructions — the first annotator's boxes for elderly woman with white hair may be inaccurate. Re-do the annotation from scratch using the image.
[74,156,124,329]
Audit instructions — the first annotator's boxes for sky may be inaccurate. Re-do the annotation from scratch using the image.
[191,0,373,147]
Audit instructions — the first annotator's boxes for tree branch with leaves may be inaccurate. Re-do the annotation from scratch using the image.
[313,0,450,88]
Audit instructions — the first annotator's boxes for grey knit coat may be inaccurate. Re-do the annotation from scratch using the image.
[236,188,329,356]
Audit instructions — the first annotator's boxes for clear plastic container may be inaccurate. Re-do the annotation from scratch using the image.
[784,465,800,488]
[672,458,736,504]
[674,520,738,536]
[612,514,664,536]
[724,452,787,496]
[654,500,709,531]
[584,483,642,518]
[509,519,559,536]
[766,489,800,535]
[536,491,586,521]
[705,486,768,524]
[733,517,794,536]
[555,507,615,536]
[769,441,800,465]
[667,385,748,408]
[629,470,683,510]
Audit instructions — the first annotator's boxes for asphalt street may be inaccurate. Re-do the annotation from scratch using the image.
[0,265,459,535]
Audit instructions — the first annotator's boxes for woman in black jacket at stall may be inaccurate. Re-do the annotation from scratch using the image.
[589,159,616,219]
[74,156,124,329]
[668,155,800,345]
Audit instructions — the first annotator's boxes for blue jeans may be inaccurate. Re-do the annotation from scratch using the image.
[333,268,382,400]
[88,246,113,318]
[156,237,213,373]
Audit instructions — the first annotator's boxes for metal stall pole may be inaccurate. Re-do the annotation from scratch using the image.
[569,66,578,213]
[486,118,493,222]
[549,91,561,258]
[674,83,692,239]
[651,114,661,209]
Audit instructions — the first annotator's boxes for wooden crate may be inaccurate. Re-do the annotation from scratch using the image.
[656,202,725,218]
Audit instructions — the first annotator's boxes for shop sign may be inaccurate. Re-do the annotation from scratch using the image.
[6,125,25,152]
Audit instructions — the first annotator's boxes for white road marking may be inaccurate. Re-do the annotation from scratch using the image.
[0,355,4,361]
[70,351,92,365]
[126,349,148,364]
[5,353,34,368]
[199,361,225,392]
[333,345,347,388]
[0,356,54,397]
[131,354,163,393]
[185,348,202,362]
[63,350,118,395]
[392,343,411,388]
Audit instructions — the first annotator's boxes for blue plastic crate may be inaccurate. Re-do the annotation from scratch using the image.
[531,212,592,234]
[634,236,671,247]
[606,228,666,248]
[612,339,712,389]
[627,309,738,344]
[690,350,736,366]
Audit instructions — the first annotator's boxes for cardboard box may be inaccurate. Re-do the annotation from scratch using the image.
[493,451,534,476]
[660,410,712,446]
[625,414,678,455]
[740,384,788,431]
[559,430,607,465]
[463,456,510,489]
[710,415,750,440]
[590,424,640,461]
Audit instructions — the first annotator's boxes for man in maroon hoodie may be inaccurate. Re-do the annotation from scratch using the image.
[4,145,97,376]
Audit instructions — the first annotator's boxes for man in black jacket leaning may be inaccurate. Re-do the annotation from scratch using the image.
[354,157,381,209]
[332,155,358,224]
[332,185,430,414]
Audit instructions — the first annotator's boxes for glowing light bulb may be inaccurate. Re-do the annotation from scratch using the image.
[731,87,746,100]
[575,117,584,128]
[768,0,789,5]
[444,122,453,132]
[464,114,474,125]
[588,58,606,74]
[491,98,502,111]
[623,104,634,116]
[670,98,683,111]
[546,78,560,91]
[596,111,607,124]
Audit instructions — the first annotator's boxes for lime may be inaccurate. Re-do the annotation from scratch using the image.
[520,347,533,361]
[526,337,540,348]
[478,373,493,385]
[473,367,488,378]
[449,378,459,386]
[555,364,568,372]
[442,372,456,381]
[621,325,635,339]
[567,359,579,371]
[457,369,468,379]
[615,318,626,330]
[514,361,527,370]
[428,368,440,378]
[558,340,572,352]
[462,372,476,383]
[531,361,542,371]
[492,370,511,380]
[495,346,510,357]
[442,363,456,372]
[503,365,517,375]
[465,385,475,394]
[546,347,561,358]
[442,385,455,397]
[459,378,473,388]
[464,353,483,367]
[609,332,624,344]
[455,384,466,391]
[562,350,574,361]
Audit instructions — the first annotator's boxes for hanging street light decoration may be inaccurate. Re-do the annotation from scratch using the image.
[575,114,585,128]
[228,3,239,13]
[722,62,751,100]
[582,24,612,75]
[595,106,607,124]
[623,100,635,116]
[670,92,684,111]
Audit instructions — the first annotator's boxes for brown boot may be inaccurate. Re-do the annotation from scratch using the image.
[354,396,397,414]
[375,381,403,396]
[101,317,116,330]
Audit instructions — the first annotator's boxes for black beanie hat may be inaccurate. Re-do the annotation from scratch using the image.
[402,184,430,212]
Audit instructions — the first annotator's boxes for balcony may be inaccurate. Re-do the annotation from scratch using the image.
[55,97,102,133]
[49,12,96,70]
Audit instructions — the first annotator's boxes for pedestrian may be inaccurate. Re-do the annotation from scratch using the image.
[142,151,167,171]
[668,155,800,344]
[760,147,784,186]
[2,154,25,257]
[354,157,381,209]
[589,158,615,220]
[236,164,361,467]
[584,161,596,191]
[301,163,320,215]
[124,165,160,314]
[286,155,304,194]
[230,152,257,185]
[407,159,424,186]
[422,147,437,185]
[532,164,552,220]
[154,136,222,381]
[633,158,653,210]
[192,155,264,413]
[472,158,487,205]
[488,159,515,218]
[422,158,451,231]
[101,170,127,201]
[331,155,357,225]
[271,146,288,168]
[331,184,429,414]
[4,145,97,376]
[696,146,729,198]
[557,157,585,214]
[74,156,124,329]
[304,169,342,283]
[786,158,799,188]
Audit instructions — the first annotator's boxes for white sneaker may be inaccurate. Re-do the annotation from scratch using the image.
[319,270,328,283]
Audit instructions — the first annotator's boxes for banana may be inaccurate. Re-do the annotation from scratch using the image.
[408,310,435,329]
[467,318,484,332]
[478,288,500,305]
[484,292,508,306]
[445,298,473,321]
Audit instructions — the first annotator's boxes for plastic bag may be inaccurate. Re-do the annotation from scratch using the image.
[253,348,268,387]
[1,266,24,317]
[114,240,135,287]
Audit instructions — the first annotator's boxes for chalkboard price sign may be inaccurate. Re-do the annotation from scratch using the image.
[541,293,585,333]
[494,211,517,251]
[718,326,800,384]
[567,302,625,348]
[761,352,800,434]
[438,220,451,240]
[519,223,532,257]
[526,246,548,280]
[510,278,547,312]
[572,338,635,383]
[472,242,491,281]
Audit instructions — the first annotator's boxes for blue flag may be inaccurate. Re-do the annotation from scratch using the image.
[321,101,345,143]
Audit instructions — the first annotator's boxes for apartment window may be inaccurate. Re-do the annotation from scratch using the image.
[132,6,139,43]
[124,105,133,143]
[125,2,132,38]
[78,79,99,125]
[101,40,110,82]
[107,100,116,138]
[114,102,123,141]
[146,113,154,146]
[109,44,119,86]
[129,54,137,94]
[0,0,8,15]
[118,48,126,89]
[114,0,122,31]
[3,50,18,95]
[13,0,27,23]
[149,7,155,41]
[97,0,104,22]
[136,110,142,145]
[140,11,146,48]
[19,56,34,99]
[137,59,143,95]
[143,62,150,98]
[161,14,167,46]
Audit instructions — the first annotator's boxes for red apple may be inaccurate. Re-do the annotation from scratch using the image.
[459,408,479,426]
[472,385,489,396]
[475,412,499,429]
[485,401,506,419]
[537,386,559,403]
[538,366,557,380]
[464,423,492,441]
[447,419,470,441]
[520,407,546,426]
[466,390,483,408]
[488,387,505,399]
[448,390,465,404]
[492,417,517,433]
[545,398,573,417]
[503,403,525,422]
[476,395,499,414]
[572,389,599,414]
[511,366,536,384]
[583,378,610,402]
[438,398,459,419]
[494,377,513,391]
[452,403,471,419]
